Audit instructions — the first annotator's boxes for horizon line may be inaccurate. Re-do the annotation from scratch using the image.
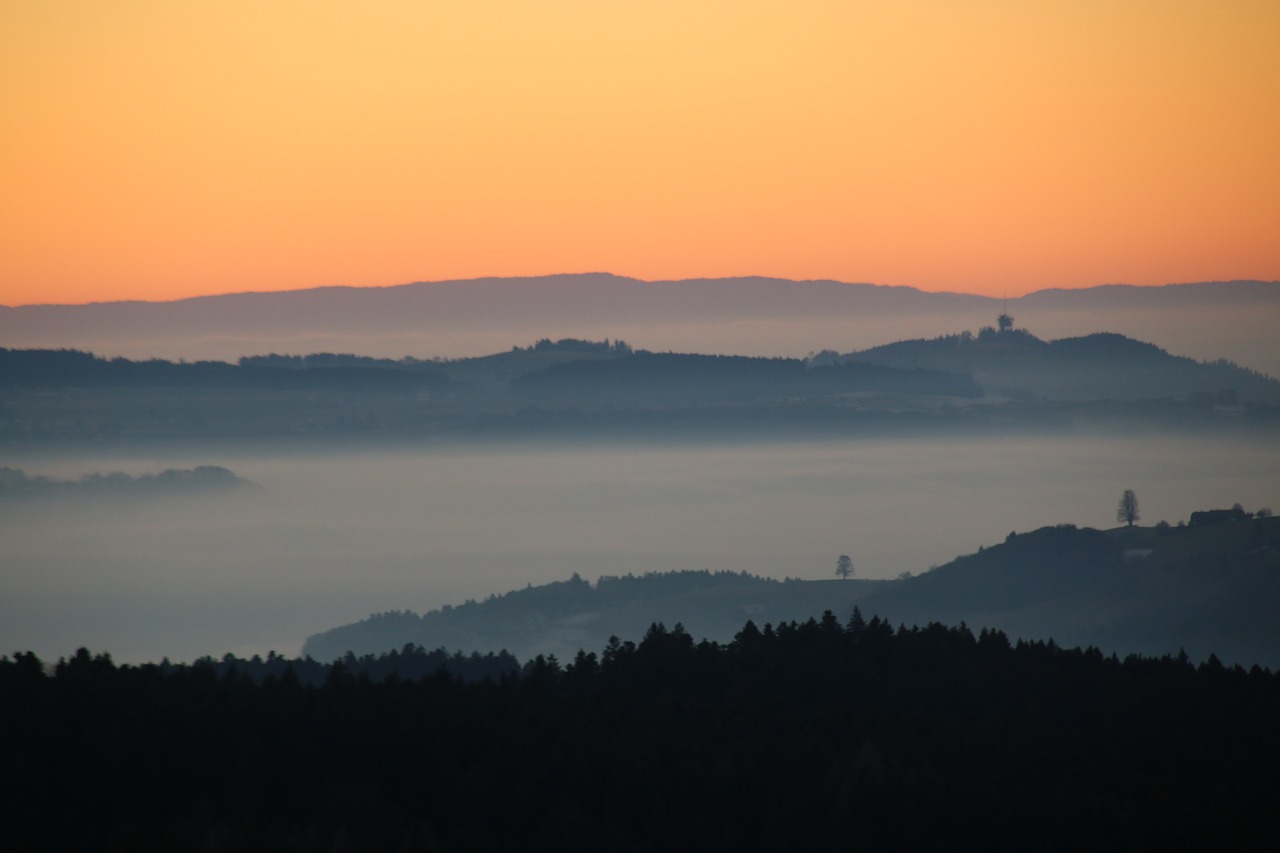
[5,273,1275,310]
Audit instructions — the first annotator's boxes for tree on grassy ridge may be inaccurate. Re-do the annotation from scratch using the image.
[836,554,854,579]
[1117,489,1140,527]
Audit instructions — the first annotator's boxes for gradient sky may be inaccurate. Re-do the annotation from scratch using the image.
[3,0,1278,306]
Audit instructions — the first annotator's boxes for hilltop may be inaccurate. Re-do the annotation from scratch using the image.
[819,326,1280,404]
[859,514,1280,665]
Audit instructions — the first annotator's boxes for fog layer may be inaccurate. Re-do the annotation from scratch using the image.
[3,435,1276,663]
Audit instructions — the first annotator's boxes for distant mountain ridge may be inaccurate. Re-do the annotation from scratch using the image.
[3,274,1277,376]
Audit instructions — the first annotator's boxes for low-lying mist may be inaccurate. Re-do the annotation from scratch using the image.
[3,433,1276,664]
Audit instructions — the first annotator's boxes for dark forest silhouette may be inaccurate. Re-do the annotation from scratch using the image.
[4,619,1277,850]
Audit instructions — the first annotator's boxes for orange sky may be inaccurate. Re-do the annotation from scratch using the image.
[3,0,1278,306]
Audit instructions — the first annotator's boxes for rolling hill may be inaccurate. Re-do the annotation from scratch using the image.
[829,327,1280,403]
[302,571,885,663]
[302,513,1280,668]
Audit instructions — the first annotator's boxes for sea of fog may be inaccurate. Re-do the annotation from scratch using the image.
[3,435,1277,664]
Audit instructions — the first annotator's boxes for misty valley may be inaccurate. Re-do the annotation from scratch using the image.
[4,319,1279,849]
[5,435,1278,667]
[4,322,1278,662]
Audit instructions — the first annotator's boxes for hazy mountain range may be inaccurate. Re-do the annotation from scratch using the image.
[4,325,1276,448]
[4,274,1278,376]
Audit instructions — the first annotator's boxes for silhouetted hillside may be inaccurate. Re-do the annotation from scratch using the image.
[305,516,1280,668]
[836,328,1280,403]
[438,338,632,389]
[859,516,1280,666]
[5,620,1278,850]
[303,571,886,662]
[173,645,519,685]
[0,347,453,392]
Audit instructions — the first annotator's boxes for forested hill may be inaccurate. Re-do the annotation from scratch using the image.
[1,344,979,400]
[5,334,1277,447]
[5,620,1278,849]
[305,514,1280,668]
[860,516,1280,667]
[511,352,981,402]
[0,347,453,391]
[302,571,885,663]
[0,342,990,447]
[831,328,1280,403]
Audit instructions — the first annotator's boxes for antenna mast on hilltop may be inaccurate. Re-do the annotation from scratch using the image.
[997,297,1014,333]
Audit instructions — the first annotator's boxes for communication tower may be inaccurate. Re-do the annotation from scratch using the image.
[997,298,1014,333]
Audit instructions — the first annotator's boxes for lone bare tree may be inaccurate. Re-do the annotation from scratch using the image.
[836,555,854,580]
[1117,489,1140,527]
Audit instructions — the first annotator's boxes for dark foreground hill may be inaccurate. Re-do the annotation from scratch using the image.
[4,622,1277,850]
[305,515,1280,668]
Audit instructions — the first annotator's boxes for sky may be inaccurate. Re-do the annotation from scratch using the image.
[3,1,1278,306]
